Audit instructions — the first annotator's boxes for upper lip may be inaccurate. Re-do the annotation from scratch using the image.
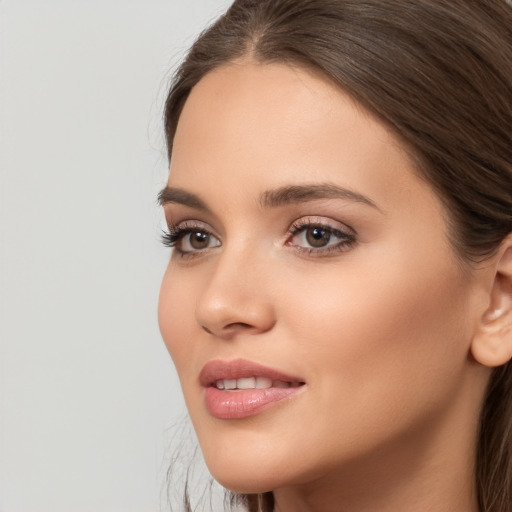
[199,359,305,387]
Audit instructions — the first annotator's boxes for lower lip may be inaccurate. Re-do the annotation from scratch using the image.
[204,386,303,419]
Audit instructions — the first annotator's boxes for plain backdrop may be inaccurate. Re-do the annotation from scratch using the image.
[0,1,233,511]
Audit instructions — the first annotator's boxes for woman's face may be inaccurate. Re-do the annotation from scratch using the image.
[159,62,485,494]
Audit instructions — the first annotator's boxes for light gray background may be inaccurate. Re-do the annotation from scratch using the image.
[0,1,232,510]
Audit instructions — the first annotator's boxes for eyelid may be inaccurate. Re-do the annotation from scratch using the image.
[169,219,214,233]
[287,215,356,237]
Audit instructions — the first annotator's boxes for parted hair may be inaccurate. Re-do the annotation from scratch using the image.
[164,1,512,511]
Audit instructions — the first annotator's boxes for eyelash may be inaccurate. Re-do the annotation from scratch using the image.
[161,227,190,248]
[161,229,185,248]
[161,218,356,257]
[161,221,219,258]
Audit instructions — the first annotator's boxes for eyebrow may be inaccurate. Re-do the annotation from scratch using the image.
[259,183,380,210]
[158,183,380,211]
[158,186,211,212]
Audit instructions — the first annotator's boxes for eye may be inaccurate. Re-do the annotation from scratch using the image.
[162,222,221,256]
[298,226,335,248]
[287,217,356,254]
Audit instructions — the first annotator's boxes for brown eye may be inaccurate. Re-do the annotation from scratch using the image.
[288,219,355,254]
[305,226,331,247]
[178,229,221,253]
[189,231,210,250]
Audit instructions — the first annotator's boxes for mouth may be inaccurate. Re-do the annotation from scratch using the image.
[200,358,306,388]
[214,377,303,390]
[200,359,306,419]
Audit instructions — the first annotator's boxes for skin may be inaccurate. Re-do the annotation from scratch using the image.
[158,61,498,512]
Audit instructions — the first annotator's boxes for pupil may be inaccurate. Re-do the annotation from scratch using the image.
[306,227,330,247]
[191,231,209,249]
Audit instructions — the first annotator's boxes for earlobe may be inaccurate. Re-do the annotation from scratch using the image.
[471,240,512,368]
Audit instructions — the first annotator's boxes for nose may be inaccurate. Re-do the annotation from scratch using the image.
[195,248,276,339]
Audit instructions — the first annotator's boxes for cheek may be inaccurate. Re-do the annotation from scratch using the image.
[158,266,196,371]
[158,267,209,427]
[283,249,471,433]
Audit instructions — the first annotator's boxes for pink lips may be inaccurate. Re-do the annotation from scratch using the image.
[200,359,305,420]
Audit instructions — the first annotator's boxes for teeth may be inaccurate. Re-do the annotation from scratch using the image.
[255,377,272,389]
[214,377,295,390]
[237,377,256,390]
[224,379,237,390]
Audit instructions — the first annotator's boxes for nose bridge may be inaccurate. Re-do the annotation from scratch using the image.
[195,239,275,337]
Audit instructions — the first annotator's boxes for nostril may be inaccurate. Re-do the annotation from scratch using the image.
[226,322,254,331]
[201,322,256,336]
[201,325,214,335]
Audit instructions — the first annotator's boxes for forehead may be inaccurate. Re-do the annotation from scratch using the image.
[168,61,436,218]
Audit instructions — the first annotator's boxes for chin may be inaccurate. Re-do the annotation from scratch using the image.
[196,434,284,493]
[199,435,326,495]
[212,475,273,495]
[198,442,277,493]
[206,462,288,495]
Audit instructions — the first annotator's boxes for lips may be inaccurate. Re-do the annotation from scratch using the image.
[200,359,306,419]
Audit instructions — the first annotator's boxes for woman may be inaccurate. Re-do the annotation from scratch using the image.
[158,1,512,511]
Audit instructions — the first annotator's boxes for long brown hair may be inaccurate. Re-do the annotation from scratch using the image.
[163,1,512,510]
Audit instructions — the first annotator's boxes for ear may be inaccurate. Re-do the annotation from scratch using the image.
[471,237,512,367]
